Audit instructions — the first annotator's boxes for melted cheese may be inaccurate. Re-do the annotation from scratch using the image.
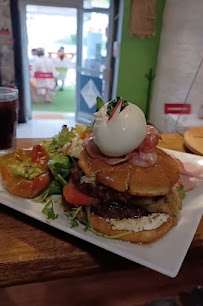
[109,213,169,233]
[80,175,96,184]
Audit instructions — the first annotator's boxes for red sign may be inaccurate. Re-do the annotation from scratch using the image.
[0,30,11,35]
[164,103,191,114]
[34,72,54,79]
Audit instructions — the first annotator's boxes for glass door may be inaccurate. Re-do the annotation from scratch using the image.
[18,0,83,120]
[76,1,114,124]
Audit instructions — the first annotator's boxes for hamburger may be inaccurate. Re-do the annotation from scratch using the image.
[63,98,182,243]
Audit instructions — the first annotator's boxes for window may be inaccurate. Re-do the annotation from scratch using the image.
[83,0,110,9]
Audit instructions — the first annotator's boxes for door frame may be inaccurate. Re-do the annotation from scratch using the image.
[111,0,124,100]
[75,2,115,124]
[17,0,122,123]
[18,0,82,120]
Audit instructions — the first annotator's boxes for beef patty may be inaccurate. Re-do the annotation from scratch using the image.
[71,166,148,219]
[71,165,129,203]
[91,202,147,219]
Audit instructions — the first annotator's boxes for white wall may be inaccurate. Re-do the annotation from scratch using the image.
[150,0,203,132]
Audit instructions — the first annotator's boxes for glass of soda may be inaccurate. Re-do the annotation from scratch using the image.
[0,87,18,156]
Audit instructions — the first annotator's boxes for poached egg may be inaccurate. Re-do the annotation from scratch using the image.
[93,101,147,157]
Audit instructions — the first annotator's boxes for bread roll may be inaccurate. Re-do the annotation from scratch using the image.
[78,148,180,196]
[89,214,177,243]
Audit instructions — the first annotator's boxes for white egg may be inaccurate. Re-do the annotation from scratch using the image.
[93,102,147,157]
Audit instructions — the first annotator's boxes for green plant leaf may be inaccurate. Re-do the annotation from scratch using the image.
[96,97,105,111]
[68,206,82,228]
[83,123,93,133]
[106,98,128,116]
[42,200,58,220]
[34,180,62,203]
[177,185,186,199]
[48,155,74,187]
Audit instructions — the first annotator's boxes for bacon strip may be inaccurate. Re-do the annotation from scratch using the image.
[84,137,129,165]
[174,158,203,180]
[172,157,203,192]
[85,137,157,167]
[84,137,105,160]
[106,155,129,165]
[138,125,160,153]
[179,174,196,192]
[129,151,158,167]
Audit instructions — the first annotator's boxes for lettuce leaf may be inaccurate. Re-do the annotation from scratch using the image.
[41,125,75,154]
[57,126,75,146]
[48,155,73,179]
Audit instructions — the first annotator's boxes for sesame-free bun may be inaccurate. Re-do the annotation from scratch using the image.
[89,214,177,243]
[78,148,180,196]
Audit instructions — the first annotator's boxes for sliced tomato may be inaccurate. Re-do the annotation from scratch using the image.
[1,166,51,198]
[0,145,51,198]
[63,179,99,206]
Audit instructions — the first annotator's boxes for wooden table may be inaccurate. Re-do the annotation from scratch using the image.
[0,135,202,305]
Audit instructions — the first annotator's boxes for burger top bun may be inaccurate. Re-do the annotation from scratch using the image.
[78,148,180,196]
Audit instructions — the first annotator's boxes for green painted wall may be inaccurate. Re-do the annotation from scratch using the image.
[117,0,166,114]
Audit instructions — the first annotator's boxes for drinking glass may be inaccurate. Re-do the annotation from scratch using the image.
[0,87,18,156]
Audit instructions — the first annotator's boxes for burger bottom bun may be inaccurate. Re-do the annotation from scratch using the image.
[89,214,177,243]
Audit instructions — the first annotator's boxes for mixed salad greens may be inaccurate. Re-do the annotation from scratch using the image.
[35,124,86,218]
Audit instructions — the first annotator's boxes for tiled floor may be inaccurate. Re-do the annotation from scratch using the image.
[17,112,76,138]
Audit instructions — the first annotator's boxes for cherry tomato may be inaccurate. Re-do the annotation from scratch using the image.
[31,144,49,166]
[80,131,93,140]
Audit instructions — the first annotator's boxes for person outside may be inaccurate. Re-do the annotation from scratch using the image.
[55,47,69,91]
[32,48,56,103]
[29,48,38,69]
[29,48,38,99]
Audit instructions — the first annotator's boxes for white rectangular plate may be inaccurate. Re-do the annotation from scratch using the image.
[0,149,202,278]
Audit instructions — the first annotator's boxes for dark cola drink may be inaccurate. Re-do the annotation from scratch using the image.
[0,88,18,155]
